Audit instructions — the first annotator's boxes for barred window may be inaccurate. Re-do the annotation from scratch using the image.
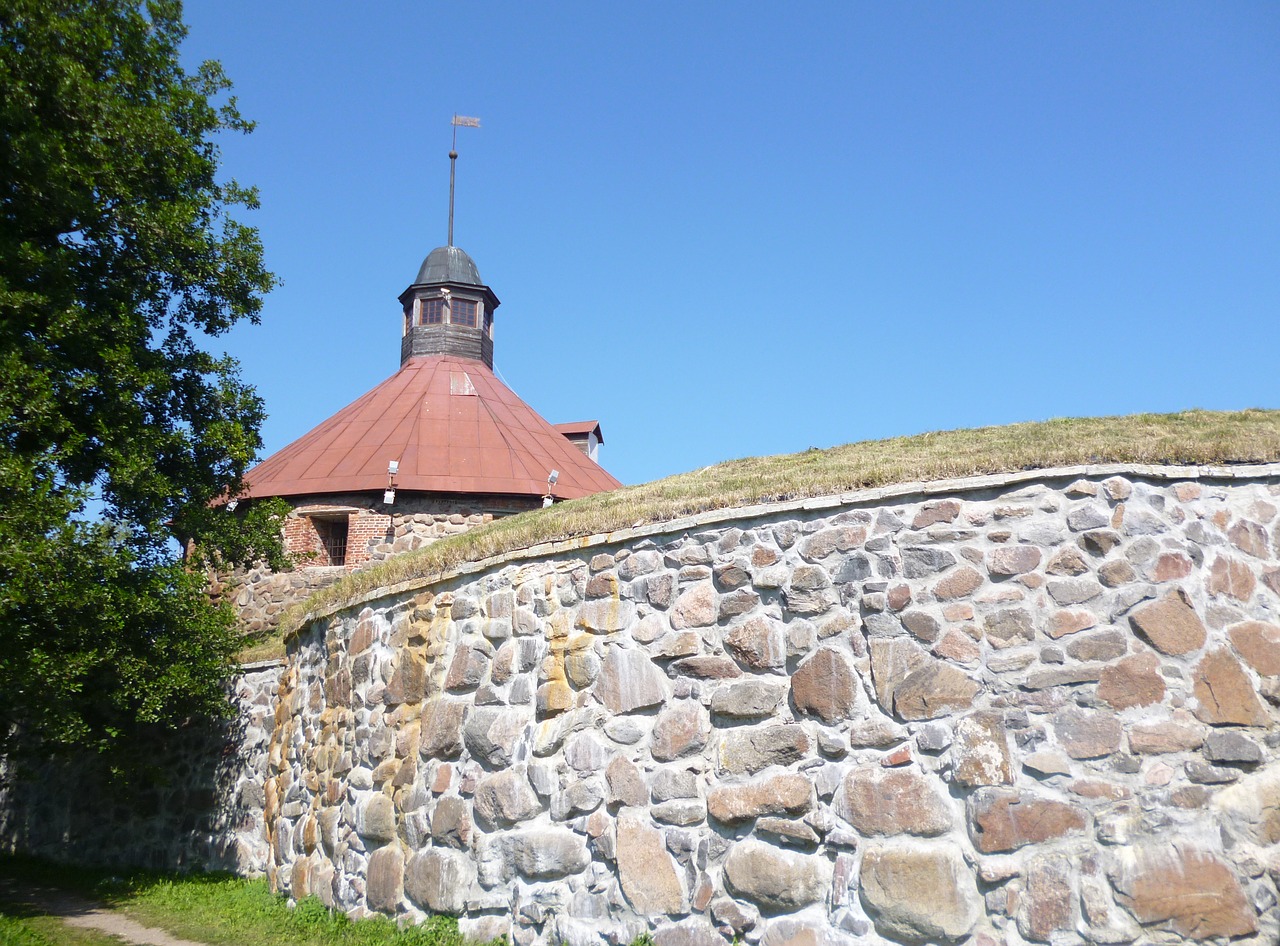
[452,298,478,328]
[420,298,446,325]
[313,517,348,566]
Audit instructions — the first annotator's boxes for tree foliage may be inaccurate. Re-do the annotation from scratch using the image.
[0,0,286,756]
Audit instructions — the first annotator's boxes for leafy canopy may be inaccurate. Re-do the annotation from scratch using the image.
[0,0,286,755]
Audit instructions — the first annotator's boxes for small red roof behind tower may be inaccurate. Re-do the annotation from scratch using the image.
[241,355,622,501]
[553,420,604,441]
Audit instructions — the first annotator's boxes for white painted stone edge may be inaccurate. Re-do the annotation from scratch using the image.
[285,461,1280,636]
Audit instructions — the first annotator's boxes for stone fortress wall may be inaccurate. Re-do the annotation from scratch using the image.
[0,660,283,874]
[258,463,1280,946]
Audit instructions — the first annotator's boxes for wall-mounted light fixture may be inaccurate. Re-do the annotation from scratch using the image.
[226,499,239,512]
[543,469,559,508]
[384,458,400,505]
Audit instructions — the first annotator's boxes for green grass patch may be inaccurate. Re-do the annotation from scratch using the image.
[0,911,128,946]
[0,857,486,946]
[247,408,1280,654]
[123,876,471,946]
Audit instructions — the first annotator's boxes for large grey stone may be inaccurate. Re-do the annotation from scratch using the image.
[385,650,428,704]
[405,848,474,914]
[463,707,526,767]
[551,778,604,819]
[902,547,956,579]
[596,647,668,713]
[708,773,812,824]
[1211,761,1280,845]
[474,834,513,889]
[1067,505,1110,532]
[473,768,542,827]
[1046,578,1103,605]
[430,795,471,849]
[718,724,810,776]
[606,756,649,807]
[799,525,867,562]
[617,808,687,914]
[784,566,838,614]
[1017,852,1074,943]
[859,841,980,944]
[983,609,1033,649]
[723,840,832,913]
[508,828,591,879]
[419,698,467,759]
[618,550,663,580]
[1052,707,1122,759]
[951,711,1014,787]
[1204,730,1263,764]
[1109,842,1257,939]
[358,793,396,843]
[790,647,859,723]
[893,661,980,721]
[564,729,610,773]
[1129,588,1207,655]
[651,767,699,801]
[725,616,787,670]
[652,799,704,825]
[987,545,1042,577]
[576,597,636,633]
[652,700,710,761]
[671,581,719,629]
[365,844,404,914]
[835,768,952,837]
[711,680,787,719]
[868,637,929,710]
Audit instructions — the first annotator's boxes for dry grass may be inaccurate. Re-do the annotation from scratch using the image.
[245,408,1280,656]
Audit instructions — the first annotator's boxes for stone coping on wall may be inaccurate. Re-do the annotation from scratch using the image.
[287,461,1280,638]
[240,658,287,672]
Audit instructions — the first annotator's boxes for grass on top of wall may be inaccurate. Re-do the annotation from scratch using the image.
[241,408,1280,658]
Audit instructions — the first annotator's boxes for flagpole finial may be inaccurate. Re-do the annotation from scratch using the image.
[447,115,481,247]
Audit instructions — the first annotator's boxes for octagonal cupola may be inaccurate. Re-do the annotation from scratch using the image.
[398,244,501,368]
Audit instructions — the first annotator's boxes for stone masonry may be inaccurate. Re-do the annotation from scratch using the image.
[260,467,1280,946]
[0,661,282,874]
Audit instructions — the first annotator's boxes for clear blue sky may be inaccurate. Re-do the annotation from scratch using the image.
[181,1,1279,488]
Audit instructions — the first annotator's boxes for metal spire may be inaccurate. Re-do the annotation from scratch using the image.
[448,114,481,247]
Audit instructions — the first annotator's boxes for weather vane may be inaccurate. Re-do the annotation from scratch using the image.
[448,114,481,246]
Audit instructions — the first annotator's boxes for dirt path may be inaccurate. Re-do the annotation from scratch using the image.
[0,880,211,946]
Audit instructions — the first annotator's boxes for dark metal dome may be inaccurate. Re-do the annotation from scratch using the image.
[414,245,483,286]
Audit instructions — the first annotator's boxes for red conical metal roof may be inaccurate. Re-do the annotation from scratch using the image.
[241,355,622,501]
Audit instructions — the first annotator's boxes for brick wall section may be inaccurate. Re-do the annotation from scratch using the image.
[220,492,538,633]
[281,505,395,567]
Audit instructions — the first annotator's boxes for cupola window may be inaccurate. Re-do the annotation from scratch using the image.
[452,298,478,328]
[420,298,446,325]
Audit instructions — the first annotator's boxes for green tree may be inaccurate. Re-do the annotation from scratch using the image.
[0,0,286,756]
